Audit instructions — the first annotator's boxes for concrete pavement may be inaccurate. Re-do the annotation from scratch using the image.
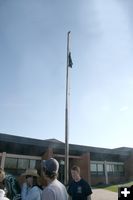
[91,188,118,200]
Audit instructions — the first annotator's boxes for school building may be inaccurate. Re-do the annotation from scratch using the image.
[0,132,133,186]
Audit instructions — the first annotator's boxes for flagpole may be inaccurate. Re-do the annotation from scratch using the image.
[64,31,71,186]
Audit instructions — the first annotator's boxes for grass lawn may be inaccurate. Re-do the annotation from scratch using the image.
[98,181,133,193]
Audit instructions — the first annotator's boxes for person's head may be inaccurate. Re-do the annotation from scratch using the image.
[21,169,39,187]
[71,165,81,181]
[42,158,59,180]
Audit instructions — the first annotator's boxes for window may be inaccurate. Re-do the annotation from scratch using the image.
[29,160,36,168]
[91,164,97,172]
[18,159,29,169]
[117,164,124,175]
[98,164,104,172]
[5,157,37,170]
[5,158,17,169]
[107,164,114,173]
[118,165,124,172]
[91,162,104,176]
[107,163,124,176]
[91,161,124,177]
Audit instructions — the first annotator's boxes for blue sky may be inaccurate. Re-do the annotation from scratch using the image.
[0,0,133,148]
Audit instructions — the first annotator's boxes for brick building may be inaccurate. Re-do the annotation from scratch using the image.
[0,133,133,186]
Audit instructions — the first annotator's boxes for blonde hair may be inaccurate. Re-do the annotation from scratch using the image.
[0,168,5,182]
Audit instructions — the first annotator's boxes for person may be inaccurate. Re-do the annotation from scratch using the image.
[0,168,9,200]
[21,168,42,200]
[68,165,92,200]
[0,167,21,200]
[0,168,5,190]
[42,158,68,200]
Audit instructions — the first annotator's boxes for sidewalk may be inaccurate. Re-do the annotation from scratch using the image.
[91,188,118,200]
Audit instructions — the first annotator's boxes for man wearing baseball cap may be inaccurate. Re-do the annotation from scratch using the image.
[42,158,68,200]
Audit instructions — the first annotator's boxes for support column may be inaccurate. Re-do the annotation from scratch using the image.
[1,152,6,169]
[104,161,108,185]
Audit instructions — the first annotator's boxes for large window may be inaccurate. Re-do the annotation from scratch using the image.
[107,163,124,176]
[91,161,124,176]
[5,158,37,170]
[18,159,29,169]
[4,157,40,176]
[17,159,36,169]
[91,162,104,176]
[5,158,17,169]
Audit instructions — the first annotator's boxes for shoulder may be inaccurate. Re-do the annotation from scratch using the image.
[28,186,42,199]
[56,180,66,189]
[5,174,15,181]
[80,179,92,194]
[50,179,66,189]
[68,180,76,189]
[68,180,75,186]
[42,187,55,199]
[80,179,90,185]
[42,183,68,200]
[29,186,42,196]
[80,179,92,190]
[67,181,75,193]
[32,186,42,192]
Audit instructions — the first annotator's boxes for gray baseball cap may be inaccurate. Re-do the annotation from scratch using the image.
[42,158,59,174]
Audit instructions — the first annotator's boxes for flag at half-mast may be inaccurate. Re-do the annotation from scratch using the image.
[68,52,73,68]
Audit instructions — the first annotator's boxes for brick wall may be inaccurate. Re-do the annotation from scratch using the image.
[125,152,133,181]
[79,153,91,184]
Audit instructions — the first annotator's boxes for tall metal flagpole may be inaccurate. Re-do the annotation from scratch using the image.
[65,31,71,186]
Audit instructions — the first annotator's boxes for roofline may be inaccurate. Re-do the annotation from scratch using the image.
[0,132,132,155]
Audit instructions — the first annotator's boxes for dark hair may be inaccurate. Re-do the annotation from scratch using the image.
[71,165,80,174]
[43,167,58,179]
[32,176,38,186]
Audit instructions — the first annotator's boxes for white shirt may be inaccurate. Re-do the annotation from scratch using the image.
[0,189,9,200]
[42,179,68,200]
